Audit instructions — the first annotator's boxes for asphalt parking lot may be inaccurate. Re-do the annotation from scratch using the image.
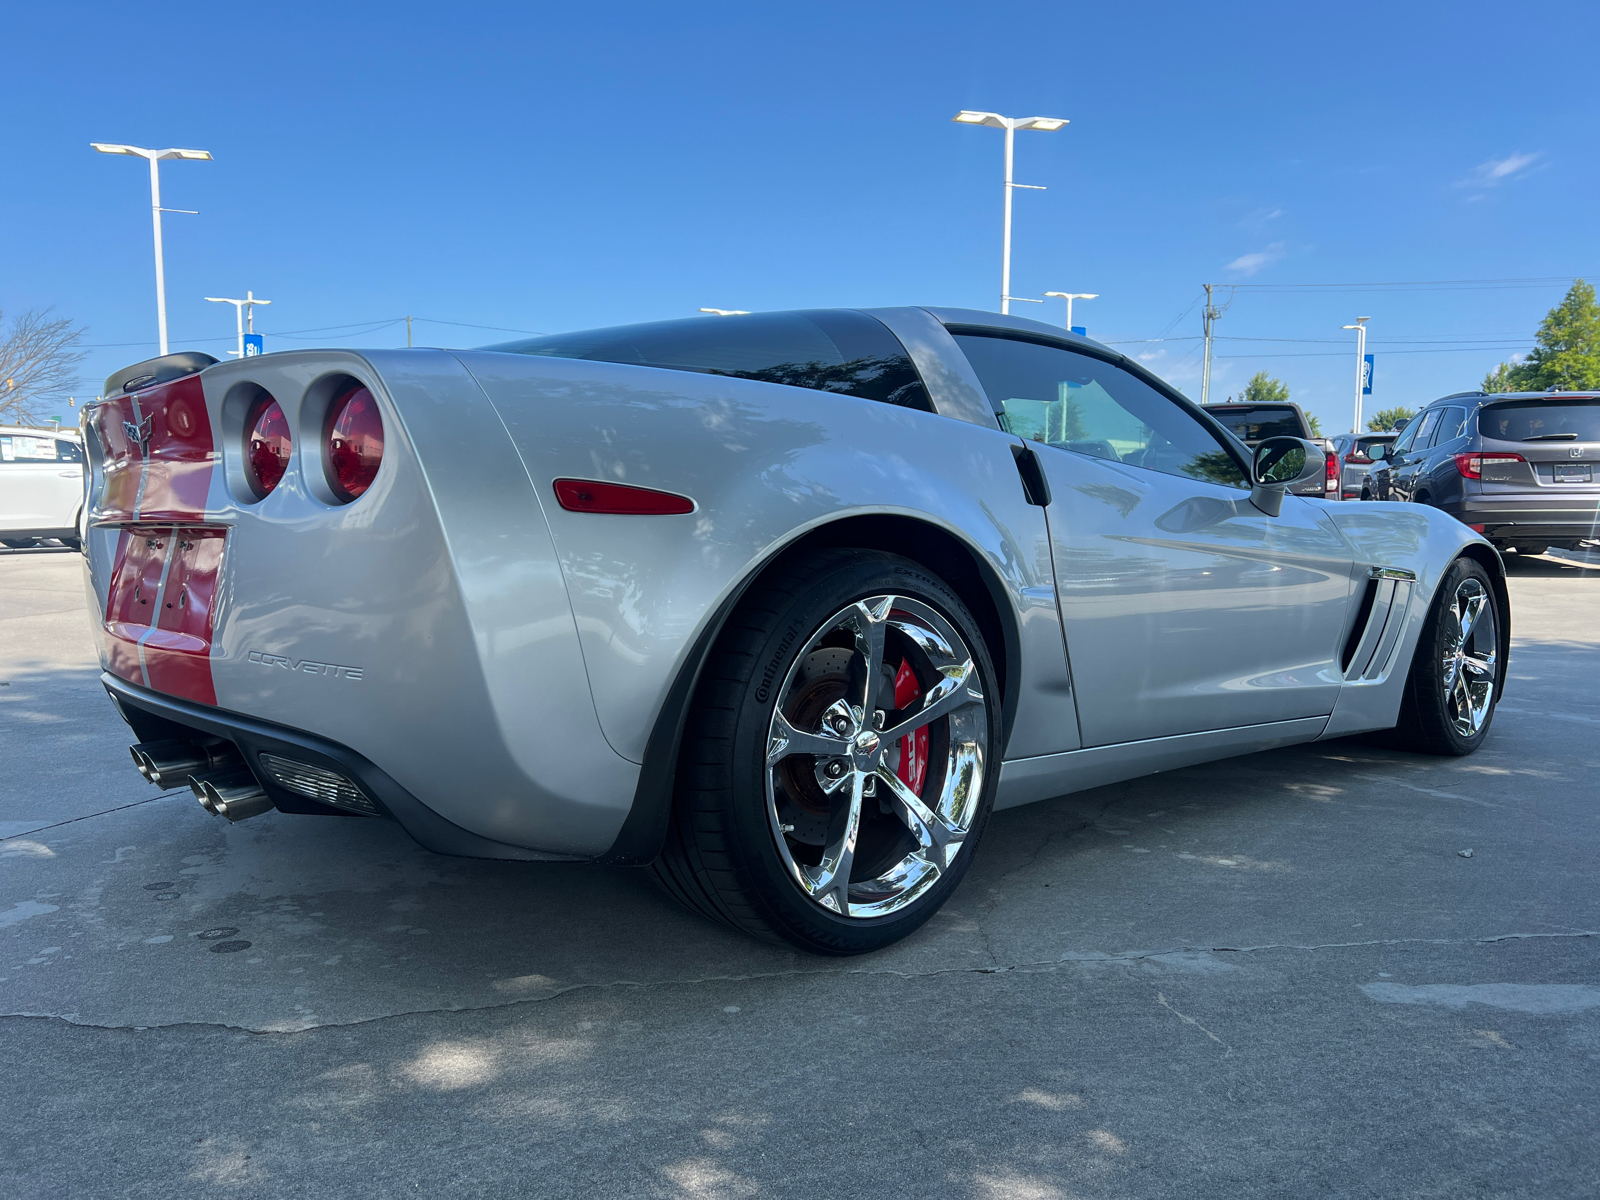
[2,543,1597,1199]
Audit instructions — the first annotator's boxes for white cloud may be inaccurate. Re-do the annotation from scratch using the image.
[1225,242,1286,276]
[1458,152,1542,190]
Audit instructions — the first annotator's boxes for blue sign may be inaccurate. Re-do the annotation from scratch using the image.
[1361,353,1374,395]
[1070,326,1087,337]
[243,333,264,357]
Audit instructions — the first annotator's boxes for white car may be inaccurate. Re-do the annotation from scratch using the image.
[0,425,84,548]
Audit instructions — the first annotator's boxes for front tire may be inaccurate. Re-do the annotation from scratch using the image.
[650,549,1001,955]
[1384,557,1505,756]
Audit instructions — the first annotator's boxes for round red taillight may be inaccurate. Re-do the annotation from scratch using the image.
[324,384,383,501]
[245,397,291,499]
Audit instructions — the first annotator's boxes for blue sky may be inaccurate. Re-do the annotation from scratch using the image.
[5,0,1598,433]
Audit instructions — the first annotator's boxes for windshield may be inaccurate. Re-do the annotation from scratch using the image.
[1479,398,1600,442]
[1204,405,1305,443]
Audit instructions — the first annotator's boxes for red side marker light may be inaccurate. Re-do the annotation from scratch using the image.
[553,479,694,515]
[1468,523,1487,533]
[245,396,291,499]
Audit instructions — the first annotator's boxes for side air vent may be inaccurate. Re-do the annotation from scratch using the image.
[257,753,379,816]
[1342,567,1417,683]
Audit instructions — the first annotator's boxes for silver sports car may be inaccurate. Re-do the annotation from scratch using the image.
[82,307,1509,954]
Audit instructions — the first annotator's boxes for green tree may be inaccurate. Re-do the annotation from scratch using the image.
[1482,278,1600,393]
[1235,371,1290,405]
[1306,412,1323,437]
[1368,406,1416,432]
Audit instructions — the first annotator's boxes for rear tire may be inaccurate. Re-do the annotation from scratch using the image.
[650,549,1002,955]
[1381,557,1504,756]
[0,538,36,549]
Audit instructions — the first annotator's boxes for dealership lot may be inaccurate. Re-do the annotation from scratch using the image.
[2,545,1596,1198]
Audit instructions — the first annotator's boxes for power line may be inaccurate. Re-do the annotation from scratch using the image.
[1228,276,1580,292]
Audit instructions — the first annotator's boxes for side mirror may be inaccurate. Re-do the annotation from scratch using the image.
[1368,443,1389,462]
[1250,436,1325,516]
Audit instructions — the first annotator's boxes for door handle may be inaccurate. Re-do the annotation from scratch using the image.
[1011,443,1051,506]
[58,470,79,477]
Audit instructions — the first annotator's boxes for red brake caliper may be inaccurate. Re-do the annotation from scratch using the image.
[892,659,929,796]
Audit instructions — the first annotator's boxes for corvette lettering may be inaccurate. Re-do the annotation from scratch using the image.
[246,650,363,680]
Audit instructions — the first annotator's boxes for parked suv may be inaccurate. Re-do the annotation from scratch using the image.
[1370,391,1600,554]
[0,426,84,548]
[1328,431,1398,500]
[1202,401,1335,497]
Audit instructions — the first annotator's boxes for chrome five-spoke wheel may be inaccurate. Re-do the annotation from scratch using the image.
[765,593,988,919]
[1440,576,1497,738]
[650,549,1001,954]
[1383,555,1504,756]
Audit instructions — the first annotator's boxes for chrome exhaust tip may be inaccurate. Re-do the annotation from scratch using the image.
[189,769,275,823]
[129,739,241,789]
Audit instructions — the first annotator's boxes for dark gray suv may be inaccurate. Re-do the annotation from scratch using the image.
[1370,391,1600,554]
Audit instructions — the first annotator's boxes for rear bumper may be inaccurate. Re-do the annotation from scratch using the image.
[1448,494,1600,543]
[103,673,584,862]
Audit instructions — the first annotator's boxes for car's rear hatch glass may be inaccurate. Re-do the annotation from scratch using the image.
[1478,397,1600,488]
[1479,397,1600,443]
[1206,406,1305,443]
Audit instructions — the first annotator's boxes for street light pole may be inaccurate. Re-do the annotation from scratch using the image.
[1342,317,1370,433]
[952,111,1068,315]
[91,143,213,357]
[205,292,273,358]
[1044,291,1097,331]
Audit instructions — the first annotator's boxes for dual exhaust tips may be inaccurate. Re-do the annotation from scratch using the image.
[129,739,275,823]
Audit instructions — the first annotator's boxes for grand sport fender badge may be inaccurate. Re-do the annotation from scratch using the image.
[246,650,364,680]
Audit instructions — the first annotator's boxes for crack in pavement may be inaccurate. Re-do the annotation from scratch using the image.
[0,791,188,842]
[3,929,1594,1037]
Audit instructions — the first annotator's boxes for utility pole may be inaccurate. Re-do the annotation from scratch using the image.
[1201,285,1217,406]
[406,316,413,348]
[1342,317,1370,433]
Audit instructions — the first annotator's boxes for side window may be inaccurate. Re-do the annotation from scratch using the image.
[488,310,932,411]
[1431,406,1468,445]
[0,433,60,463]
[1405,408,1442,451]
[56,439,84,463]
[952,334,1248,490]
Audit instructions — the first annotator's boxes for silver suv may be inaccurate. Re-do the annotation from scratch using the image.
[0,426,85,549]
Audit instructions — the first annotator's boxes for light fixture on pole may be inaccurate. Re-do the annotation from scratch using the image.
[1342,317,1371,433]
[699,308,750,316]
[205,292,273,358]
[952,111,1068,315]
[1044,291,1097,332]
[90,143,213,358]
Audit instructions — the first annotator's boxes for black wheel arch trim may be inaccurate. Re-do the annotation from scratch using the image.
[600,513,1027,865]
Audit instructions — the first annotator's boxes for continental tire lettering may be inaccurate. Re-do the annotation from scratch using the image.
[246,649,363,680]
[755,620,805,703]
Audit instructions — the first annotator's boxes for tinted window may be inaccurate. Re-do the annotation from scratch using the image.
[1479,398,1600,442]
[1406,408,1442,450]
[1202,405,1306,444]
[1432,407,1468,445]
[484,310,931,411]
[953,334,1248,489]
[55,439,84,463]
[0,434,62,463]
